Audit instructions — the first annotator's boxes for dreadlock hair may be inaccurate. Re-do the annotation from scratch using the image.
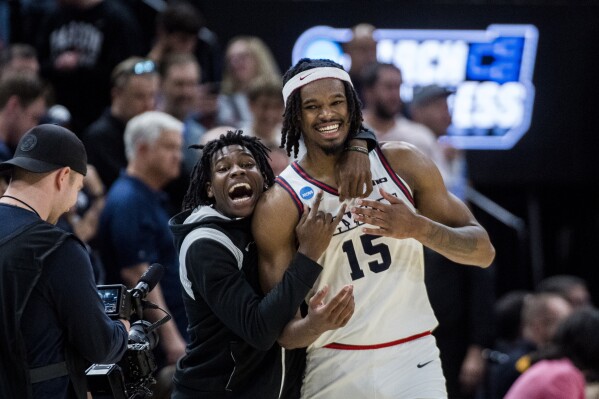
[182,129,275,211]
[281,58,365,158]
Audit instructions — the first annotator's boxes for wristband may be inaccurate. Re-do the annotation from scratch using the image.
[344,145,369,155]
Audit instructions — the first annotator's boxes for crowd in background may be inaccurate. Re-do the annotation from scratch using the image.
[0,1,597,398]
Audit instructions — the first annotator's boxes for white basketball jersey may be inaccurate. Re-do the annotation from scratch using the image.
[276,147,438,348]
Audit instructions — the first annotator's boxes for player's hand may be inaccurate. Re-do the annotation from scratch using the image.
[305,284,354,335]
[336,141,372,201]
[296,190,346,261]
[350,187,423,239]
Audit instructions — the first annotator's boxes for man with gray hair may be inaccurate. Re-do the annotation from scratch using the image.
[97,111,187,397]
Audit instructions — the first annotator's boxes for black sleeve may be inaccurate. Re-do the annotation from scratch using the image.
[186,238,321,350]
[82,124,122,188]
[45,238,129,363]
[353,127,378,152]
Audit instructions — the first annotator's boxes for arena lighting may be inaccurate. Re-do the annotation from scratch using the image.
[292,24,539,150]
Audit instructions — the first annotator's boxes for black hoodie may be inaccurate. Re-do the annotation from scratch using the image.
[169,206,321,398]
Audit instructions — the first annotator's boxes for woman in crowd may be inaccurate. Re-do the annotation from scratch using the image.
[218,36,281,128]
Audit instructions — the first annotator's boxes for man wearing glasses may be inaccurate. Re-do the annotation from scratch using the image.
[83,57,159,190]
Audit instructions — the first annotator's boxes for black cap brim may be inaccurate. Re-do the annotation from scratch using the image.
[0,157,69,175]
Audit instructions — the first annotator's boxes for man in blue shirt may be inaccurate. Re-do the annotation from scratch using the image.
[97,111,187,395]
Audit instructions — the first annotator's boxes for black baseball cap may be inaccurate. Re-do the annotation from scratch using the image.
[0,124,87,176]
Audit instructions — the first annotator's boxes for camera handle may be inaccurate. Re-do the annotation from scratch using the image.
[132,293,144,320]
[136,299,172,334]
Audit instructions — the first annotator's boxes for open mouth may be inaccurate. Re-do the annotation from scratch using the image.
[228,182,254,203]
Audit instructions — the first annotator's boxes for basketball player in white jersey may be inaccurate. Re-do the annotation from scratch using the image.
[252,58,495,399]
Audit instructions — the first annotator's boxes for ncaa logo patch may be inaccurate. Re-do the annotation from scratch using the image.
[300,186,314,200]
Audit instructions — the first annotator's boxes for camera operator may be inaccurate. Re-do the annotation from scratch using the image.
[0,124,130,399]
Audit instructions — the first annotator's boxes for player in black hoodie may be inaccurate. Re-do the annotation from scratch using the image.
[169,130,354,398]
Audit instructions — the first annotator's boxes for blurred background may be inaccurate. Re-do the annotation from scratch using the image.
[2,0,598,302]
[200,0,599,303]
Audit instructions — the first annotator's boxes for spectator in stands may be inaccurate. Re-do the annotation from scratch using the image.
[487,292,573,398]
[158,53,203,208]
[97,111,187,398]
[0,43,40,80]
[505,307,599,399]
[159,54,200,123]
[410,84,467,199]
[243,78,285,147]
[342,23,378,101]
[148,1,201,70]
[0,75,46,162]
[218,36,281,128]
[493,290,531,354]
[536,274,593,309]
[361,63,447,173]
[147,0,221,84]
[483,290,531,399]
[83,57,159,189]
[35,0,143,134]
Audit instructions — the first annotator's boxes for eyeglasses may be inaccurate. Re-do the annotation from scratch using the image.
[112,59,157,87]
[131,60,156,75]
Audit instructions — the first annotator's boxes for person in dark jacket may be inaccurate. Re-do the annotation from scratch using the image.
[169,130,354,398]
[0,124,129,399]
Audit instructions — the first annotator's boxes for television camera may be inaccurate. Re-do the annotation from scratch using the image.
[86,263,171,399]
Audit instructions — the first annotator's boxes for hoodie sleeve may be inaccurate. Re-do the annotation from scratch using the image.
[184,231,321,350]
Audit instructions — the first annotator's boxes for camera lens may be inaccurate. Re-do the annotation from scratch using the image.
[128,320,159,350]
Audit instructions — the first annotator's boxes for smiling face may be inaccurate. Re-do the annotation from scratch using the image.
[207,145,265,218]
[299,78,350,155]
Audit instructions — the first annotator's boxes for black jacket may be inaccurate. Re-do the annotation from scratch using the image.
[169,207,321,398]
[0,214,128,399]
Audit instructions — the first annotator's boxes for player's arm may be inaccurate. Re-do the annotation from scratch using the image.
[253,188,355,348]
[252,186,300,292]
[352,142,495,267]
[336,129,378,201]
[277,284,354,349]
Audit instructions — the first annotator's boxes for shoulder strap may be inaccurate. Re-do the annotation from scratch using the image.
[29,362,68,384]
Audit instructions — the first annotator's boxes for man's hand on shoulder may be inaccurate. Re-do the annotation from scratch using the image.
[336,139,373,201]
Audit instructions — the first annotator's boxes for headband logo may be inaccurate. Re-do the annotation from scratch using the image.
[283,67,353,106]
[300,72,316,81]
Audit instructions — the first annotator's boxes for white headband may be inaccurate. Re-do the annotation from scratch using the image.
[282,67,353,106]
